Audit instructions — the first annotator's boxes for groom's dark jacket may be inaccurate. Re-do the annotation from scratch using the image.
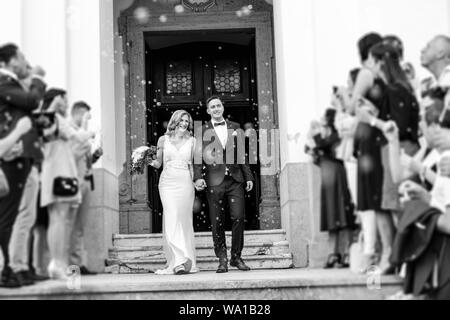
[194,120,254,187]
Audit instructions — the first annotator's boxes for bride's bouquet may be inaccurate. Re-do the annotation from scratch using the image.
[130,145,158,175]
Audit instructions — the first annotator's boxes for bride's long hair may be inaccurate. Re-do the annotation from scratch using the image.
[165,110,194,137]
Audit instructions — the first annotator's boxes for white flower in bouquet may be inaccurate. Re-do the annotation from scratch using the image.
[130,145,157,175]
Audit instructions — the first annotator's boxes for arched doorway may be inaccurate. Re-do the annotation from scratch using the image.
[118,0,280,234]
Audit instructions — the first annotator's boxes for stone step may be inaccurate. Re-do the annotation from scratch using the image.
[105,254,294,274]
[109,241,290,260]
[112,230,287,248]
[0,270,404,300]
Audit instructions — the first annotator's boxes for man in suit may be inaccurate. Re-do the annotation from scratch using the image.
[194,96,254,273]
[0,43,46,288]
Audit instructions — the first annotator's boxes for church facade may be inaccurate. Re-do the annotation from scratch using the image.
[2,0,450,271]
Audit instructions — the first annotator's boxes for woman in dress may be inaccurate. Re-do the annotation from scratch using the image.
[150,110,198,275]
[338,32,384,271]
[355,42,420,274]
[40,89,93,280]
[308,109,356,269]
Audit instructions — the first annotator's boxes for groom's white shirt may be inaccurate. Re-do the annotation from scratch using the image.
[212,119,228,149]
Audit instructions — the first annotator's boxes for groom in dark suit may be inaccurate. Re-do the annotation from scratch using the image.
[194,96,254,273]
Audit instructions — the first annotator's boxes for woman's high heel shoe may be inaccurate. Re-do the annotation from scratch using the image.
[324,253,342,269]
[338,254,350,269]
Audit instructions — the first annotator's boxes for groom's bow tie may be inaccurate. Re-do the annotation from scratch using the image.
[214,121,226,127]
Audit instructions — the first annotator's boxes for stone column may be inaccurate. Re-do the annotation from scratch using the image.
[273,0,330,268]
[65,0,120,272]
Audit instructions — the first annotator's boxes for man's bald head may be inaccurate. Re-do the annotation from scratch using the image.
[421,35,450,69]
[433,35,450,55]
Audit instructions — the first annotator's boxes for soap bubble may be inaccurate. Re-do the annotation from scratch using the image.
[159,15,168,23]
[134,7,150,24]
[174,5,185,14]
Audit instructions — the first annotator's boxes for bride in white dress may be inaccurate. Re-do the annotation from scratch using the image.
[150,110,199,275]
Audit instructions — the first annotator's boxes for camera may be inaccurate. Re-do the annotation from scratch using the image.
[32,112,56,132]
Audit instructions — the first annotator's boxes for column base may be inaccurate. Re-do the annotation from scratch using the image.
[280,162,331,268]
[119,202,151,234]
[259,199,281,230]
[83,168,120,273]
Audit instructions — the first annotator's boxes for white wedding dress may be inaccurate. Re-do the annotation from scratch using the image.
[155,136,199,275]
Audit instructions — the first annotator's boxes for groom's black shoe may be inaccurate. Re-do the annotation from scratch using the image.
[230,257,251,271]
[216,257,228,274]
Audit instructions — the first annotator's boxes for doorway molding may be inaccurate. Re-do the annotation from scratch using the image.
[118,0,280,234]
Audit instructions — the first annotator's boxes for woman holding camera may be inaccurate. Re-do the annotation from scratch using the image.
[39,89,92,280]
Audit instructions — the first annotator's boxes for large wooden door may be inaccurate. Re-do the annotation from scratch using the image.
[146,41,261,233]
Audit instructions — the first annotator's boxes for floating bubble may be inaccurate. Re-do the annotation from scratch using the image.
[159,15,168,23]
[174,5,185,14]
[134,7,150,24]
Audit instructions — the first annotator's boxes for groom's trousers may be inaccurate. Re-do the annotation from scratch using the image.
[206,176,245,260]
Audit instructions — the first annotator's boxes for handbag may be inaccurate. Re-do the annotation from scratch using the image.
[53,177,79,197]
[0,167,9,198]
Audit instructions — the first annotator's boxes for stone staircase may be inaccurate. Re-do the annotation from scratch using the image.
[106,230,294,273]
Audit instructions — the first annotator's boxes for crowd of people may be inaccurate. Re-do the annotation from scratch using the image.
[307,33,450,299]
[0,43,103,288]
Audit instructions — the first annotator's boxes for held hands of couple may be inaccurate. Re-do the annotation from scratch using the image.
[194,179,207,191]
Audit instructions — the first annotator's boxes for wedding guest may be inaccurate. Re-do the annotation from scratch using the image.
[0,43,46,288]
[9,67,49,286]
[39,89,93,280]
[421,35,450,109]
[385,107,450,299]
[339,32,384,271]
[334,68,360,203]
[356,42,420,274]
[307,109,356,268]
[69,101,102,275]
[391,179,450,300]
